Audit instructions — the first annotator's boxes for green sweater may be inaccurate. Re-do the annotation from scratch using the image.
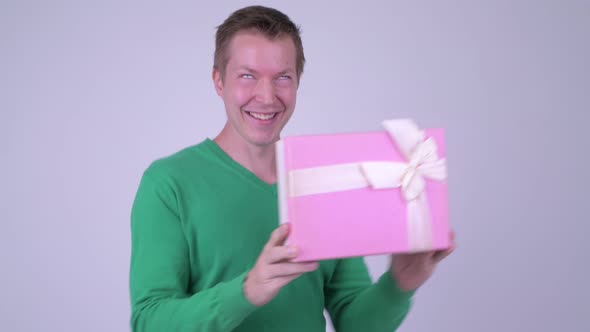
[129,138,414,331]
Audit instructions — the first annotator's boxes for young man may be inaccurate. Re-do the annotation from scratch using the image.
[129,5,454,332]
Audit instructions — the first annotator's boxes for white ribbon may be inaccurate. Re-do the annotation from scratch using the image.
[361,119,447,251]
[287,119,447,251]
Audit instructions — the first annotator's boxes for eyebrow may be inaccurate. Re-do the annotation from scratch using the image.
[237,66,295,76]
[238,66,259,74]
[277,69,295,76]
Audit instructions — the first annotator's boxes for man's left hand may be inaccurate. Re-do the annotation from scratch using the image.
[390,231,456,292]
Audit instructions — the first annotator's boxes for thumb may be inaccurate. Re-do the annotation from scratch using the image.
[267,223,290,248]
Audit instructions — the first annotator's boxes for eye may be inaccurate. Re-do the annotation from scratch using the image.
[277,75,292,80]
[240,73,254,79]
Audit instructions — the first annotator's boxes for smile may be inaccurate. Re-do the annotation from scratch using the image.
[245,111,279,121]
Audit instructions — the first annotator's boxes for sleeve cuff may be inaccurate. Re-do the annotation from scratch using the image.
[217,271,259,326]
[375,271,416,304]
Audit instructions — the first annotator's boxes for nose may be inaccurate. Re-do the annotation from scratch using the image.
[254,79,275,105]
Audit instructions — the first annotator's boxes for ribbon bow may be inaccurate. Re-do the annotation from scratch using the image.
[361,119,447,200]
[360,119,447,250]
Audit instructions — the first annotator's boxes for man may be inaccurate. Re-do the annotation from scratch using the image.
[129,5,454,332]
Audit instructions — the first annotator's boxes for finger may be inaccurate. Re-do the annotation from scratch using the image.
[431,230,456,263]
[267,261,318,278]
[274,272,305,289]
[394,251,424,260]
[265,245,298,264]
[266,224,290,249]
[393,252,431,268]
[411,252,433,263]
[433,246,454,263]
[406,252,435,269]
[420,252,435,268]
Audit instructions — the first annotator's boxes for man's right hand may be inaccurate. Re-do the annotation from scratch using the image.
[243,223,319,306]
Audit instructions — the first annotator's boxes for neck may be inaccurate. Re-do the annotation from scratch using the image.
[213,123,277,184]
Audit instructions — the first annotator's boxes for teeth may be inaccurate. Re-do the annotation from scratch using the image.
[248,112,277,120]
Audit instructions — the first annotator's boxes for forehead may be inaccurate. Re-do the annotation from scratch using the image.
[226,31,297,72]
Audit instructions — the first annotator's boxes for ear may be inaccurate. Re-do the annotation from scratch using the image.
[212,67,224,97]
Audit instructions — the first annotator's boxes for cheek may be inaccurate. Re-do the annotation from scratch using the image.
[227,82,254,106]
[277,88,297,107]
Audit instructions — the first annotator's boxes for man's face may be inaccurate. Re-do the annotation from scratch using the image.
[213,31,299,148]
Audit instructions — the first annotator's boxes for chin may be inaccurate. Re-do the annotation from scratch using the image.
[248,135,279,147]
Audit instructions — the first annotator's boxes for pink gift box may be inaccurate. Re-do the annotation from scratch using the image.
[275,120,451,262]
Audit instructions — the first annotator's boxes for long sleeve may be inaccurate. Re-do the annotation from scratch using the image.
[129,170,258,332]
[324,257,415,332]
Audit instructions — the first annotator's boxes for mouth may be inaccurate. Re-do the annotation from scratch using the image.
[244,110,280,122]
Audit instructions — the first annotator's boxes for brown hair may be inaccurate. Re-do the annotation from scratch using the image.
[214,6,305,81]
